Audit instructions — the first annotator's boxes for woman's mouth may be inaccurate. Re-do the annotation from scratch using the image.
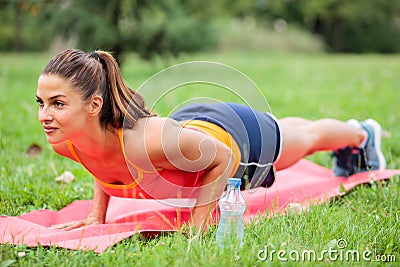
[43,126,58,134]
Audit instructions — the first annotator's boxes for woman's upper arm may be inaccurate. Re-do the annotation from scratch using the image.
[147,118,233,173]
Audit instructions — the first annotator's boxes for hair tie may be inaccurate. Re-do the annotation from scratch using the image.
[89,51,100,61]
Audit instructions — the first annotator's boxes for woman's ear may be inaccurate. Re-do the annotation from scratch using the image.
[89,95,103,116]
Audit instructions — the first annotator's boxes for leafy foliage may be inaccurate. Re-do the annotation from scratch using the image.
[254,0,400,53]
[121,0,216,59]
[28,0,216,61]
[1,0,400,57]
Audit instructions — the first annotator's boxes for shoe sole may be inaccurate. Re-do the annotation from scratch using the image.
[365,119,386,170]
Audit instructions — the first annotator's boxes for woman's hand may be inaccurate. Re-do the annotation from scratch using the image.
[51,181,110,231]
[50,214,103,231]
[189,204,215,231]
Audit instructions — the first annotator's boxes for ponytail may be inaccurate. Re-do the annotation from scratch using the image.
[41,49,153,130]
[95,50,153,129]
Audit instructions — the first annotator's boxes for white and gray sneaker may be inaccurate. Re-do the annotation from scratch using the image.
[332,119,386,177]
[359,119,386,171]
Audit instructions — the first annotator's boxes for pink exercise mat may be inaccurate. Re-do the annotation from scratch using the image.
[1,159,399,253]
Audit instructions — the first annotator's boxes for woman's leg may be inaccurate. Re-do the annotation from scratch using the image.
[274,117,366,170]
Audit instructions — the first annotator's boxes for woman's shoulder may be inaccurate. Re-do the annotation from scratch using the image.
[131,116,181,134]
[122,117,183,163]
[123,117,181,145]
[120,117,163,170]
[144,116,181,127]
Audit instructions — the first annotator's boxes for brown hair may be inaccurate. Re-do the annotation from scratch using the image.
[41,49,153,130]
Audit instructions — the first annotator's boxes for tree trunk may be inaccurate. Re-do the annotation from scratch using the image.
[14,0,23,51]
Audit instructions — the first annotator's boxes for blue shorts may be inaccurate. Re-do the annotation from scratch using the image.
[170,102,282,189]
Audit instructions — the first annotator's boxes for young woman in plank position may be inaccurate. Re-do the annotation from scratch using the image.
[36,49,386,230]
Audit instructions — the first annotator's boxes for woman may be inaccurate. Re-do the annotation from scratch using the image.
[36,49,386,230]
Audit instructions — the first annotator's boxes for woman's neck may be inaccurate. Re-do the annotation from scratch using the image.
[68,125,120,160]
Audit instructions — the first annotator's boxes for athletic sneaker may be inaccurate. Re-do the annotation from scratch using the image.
[359,119,386,171]
[332,119,386,177]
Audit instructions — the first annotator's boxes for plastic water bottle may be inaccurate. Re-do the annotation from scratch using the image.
[216,178,246,248]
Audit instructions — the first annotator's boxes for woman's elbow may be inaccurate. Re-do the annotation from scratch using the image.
[218,146,235,176]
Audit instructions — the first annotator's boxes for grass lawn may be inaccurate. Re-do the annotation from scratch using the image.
[0,50,399,266]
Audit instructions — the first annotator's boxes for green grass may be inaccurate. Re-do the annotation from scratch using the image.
[0,51,399,266]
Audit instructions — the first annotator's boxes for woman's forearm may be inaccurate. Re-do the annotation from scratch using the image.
[50,180,110,230]
[190,153,233,229]
[89,181,110,222]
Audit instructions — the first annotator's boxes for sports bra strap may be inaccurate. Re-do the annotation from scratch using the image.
[65,129,157,175]
[66,140,82,163]
[117,129,158,174]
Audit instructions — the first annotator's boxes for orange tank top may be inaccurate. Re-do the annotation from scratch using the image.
[66,120,241,200]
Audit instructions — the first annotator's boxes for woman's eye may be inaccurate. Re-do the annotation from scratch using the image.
[54,101,64,107]
[36,99,44,106]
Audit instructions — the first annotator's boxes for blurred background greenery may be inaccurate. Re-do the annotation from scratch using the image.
[1,0,400,63]
[0,3,399,264]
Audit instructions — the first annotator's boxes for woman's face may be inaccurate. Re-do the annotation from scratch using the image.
[36,74,90,144]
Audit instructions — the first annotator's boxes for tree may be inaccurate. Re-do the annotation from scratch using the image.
[0,0,40,51]
[33,0,122,60]
[254,0,400,53]
[34,0,217,62]
[122,0,217,59]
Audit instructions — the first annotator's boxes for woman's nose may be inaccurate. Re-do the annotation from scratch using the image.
[38,106,53,123]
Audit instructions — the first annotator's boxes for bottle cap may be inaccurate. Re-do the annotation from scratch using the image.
[227,178,241,187]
